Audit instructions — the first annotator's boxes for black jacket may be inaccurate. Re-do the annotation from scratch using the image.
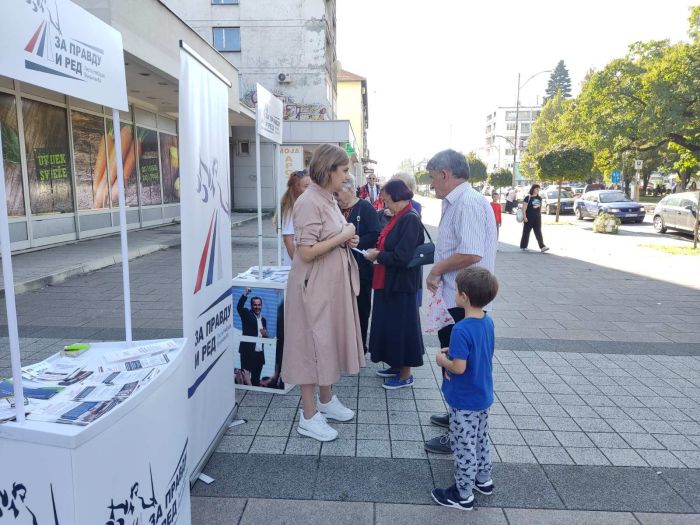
[237,294,267,354]
[345,199,381,283]
[376,210,425,294]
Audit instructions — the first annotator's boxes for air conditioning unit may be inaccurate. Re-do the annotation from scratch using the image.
[277,73,292,83]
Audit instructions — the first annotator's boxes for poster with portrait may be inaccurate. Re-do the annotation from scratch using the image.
[231,280,289,393]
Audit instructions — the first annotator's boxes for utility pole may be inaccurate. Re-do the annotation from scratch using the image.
[512,73,520,188]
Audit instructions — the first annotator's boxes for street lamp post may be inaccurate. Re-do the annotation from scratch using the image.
[512,70,552,187]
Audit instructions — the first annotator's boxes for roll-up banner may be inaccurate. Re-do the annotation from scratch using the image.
[178,43,235,481]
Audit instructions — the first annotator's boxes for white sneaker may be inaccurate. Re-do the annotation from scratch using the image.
[297,412,338,442]
[541,246,550,253]
[317,395,355,422]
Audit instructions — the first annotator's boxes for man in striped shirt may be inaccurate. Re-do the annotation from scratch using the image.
[424,149,498,454]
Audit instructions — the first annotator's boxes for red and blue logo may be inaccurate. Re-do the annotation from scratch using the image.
[193,211,224,294]
[25,20,50,58]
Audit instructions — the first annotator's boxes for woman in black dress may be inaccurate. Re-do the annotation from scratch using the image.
[364,180,425,390]
[336,175,381,353]
[520,183,550,252]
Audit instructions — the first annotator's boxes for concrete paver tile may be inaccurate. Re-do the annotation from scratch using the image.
[671,450,700,468]
[495,445,538,464]
[388,410,421,425]
[543,417,581,432]
[636,449,686,468]
[357,424,389,441]
[635,513,700,525]
[257,420,293,437]
[554,431,595,448]
[505,508,638,525]
[520,430,560,447]
[619,433,663,449]
[358,410,389,425]
[389,425,423,441]
[491,429,526,446]
[565,447,611,466]
[530,446,574,465]
[511,415,549,430]
[240,499,373,525]
[217,435,253,454]
[391,440,427,459]
[284,437,321,456]
[356,440,391,458]
[191,497,247,525]
[588,432,631,449]
[653,434,699,451]
[576,418,614,432]
[600,448,648,467]
[249,436,287,455]
[320,439,356,457]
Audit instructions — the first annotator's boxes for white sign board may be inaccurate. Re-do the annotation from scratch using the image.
[280,145,304,178]
[179,48,235,478]
[256,83,284,144]
[635,159,644,170]
[0,0,128,111]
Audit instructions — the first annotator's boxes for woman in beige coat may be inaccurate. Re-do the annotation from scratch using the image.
[282,144,365,442]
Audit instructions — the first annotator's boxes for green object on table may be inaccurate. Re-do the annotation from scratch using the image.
[64,343,90,352]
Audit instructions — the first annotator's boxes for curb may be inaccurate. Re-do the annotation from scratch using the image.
[2,214,263,297]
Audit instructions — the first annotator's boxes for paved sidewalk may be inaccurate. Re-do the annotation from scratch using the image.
[0,212,260,296]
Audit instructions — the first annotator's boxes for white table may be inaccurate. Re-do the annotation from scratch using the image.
[0,339,191,525]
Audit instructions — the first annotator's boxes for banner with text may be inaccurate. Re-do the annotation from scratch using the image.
[179,48,234,475]
[256,83,283,144]
[0,0,128,111]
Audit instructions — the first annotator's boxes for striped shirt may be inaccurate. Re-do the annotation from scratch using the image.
[436,182,498,309]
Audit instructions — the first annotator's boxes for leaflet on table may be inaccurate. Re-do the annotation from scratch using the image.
[89,368,160,386]
[72,381,139,402]
[235,266,290,283]
[99,353,170,372]
[27,397,122,426]
[0,396,30,422]
[0,380,62,400]
[22,360,84,383]
[102,339,178,363]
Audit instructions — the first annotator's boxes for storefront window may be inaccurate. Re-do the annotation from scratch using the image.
[0,93,25,216]
[22,98,74,214]
[107,119,139,208]
[71,110,108,210]
[159,133,179,204]
[138,128,162,205]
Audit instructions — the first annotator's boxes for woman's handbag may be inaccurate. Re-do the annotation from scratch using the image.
[407,222,435,268]
[516,207,524,223]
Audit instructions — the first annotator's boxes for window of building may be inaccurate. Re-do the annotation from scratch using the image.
[506,123,516,131]
[71,110,109,210]
[0,93,26,216]
[505,148,515,156]
[138,128,162,206]
[521,123,531,133]
[22,98,74,214]
[505,111,516,121]
[107,119,139,207]
[212,0,239,3]
[213,27,241,52]
[159,132,179,204]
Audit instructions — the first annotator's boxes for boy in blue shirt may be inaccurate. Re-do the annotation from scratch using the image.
[432,266,499,511]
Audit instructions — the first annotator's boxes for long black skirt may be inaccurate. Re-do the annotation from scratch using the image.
[369,289,425,368]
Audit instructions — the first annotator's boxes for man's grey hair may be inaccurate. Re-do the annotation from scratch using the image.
[391,172,417,192]
[426,149,470,180]
[340,173,357,192]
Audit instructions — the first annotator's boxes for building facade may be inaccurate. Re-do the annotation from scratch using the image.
[337,69,369,163]
[483,105,541,181]
[0,0,247,251]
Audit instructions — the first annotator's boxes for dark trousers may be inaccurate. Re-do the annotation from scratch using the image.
[357,279,372,352]
[520,216,545,249]
[505,200,514,213]
[240,350,265,386]
[437,307,466,348]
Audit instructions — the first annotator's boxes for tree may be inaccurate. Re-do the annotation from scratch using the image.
[397,159,415,175]
[536,146,594,221]
[521,93,570,180]
[466,152,487,184]
[545,60,572,100]
[488,168,513,190]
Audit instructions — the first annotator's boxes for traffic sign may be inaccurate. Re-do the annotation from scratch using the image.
[634,159,643,170]
[611,170,621,184]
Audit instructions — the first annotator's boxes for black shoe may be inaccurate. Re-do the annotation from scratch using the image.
[475,479,494,495]
[431,484,474,511]
[424,432,451,454]
[430,413,449,428]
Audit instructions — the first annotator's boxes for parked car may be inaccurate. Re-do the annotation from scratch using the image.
[571,185,586,197]
[541,189,575,215]
[653,192,699,240]
[583,183,606,194]
[574,190,646,223]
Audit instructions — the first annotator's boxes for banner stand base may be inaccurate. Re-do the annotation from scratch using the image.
[189,402,238,487]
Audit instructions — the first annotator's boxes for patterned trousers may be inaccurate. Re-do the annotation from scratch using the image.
[448,407,492,498]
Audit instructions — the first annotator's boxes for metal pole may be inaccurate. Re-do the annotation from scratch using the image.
[694,186,700,249]
[112,109,133,344]
[512,73,520,187]
[255,131,263,279]
[0,123,24,423]
[274,144,282,266]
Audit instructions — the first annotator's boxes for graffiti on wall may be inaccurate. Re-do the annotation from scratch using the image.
[241,87,328,122]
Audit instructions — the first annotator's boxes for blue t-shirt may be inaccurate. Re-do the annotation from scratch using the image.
[441,315,495,411]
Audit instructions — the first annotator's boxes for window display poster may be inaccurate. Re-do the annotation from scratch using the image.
[160,133,179,204]
[71,111,107,210]
[107,119,139,208]
[138,128,162,206]
[22,98,74,214]
[232,286,285,390]
[0,93,25,216]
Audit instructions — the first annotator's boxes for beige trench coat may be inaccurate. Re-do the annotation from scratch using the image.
[281,183,365,386]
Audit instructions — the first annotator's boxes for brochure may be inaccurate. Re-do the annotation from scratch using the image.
[102,340,178,363]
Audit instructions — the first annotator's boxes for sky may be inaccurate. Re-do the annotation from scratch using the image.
[336,0,695,176]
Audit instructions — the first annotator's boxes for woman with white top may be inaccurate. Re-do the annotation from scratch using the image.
[278,169,311,265]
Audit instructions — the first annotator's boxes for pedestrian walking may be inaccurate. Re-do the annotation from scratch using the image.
[490,192,502,239]
[336,174,381,354]
[422,149,497,455]
[431,267,499,511]
[519,184,549,252]
[364,180,425,389]
[282,144,365,442]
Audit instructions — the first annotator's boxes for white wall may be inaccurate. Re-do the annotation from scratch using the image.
[231,127,277,210]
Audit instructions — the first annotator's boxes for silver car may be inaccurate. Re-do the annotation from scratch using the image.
[541,189,575,215]
[653,192,699,240]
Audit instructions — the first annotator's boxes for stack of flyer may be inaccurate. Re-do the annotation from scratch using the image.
[0,340,178,426]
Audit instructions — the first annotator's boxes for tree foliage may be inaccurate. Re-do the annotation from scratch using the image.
[545,60,572,100]
[466,152,488,183]
[397,159,415,175]
[535,146,594,184]
[521,93,570,180]
[488,168,513,189]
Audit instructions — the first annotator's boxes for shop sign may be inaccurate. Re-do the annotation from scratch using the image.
[0,0,128,111]
[280,145,303,178]
[256,83,283,144]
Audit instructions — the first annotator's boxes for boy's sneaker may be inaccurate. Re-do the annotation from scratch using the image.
[431,484,474,511]
[424,432,451,454]
[317,395,354,422]
[541,246,550,253]
[382,375,414,390]
[430,413,449,428]
[297,412,337,442]
[376,367,400,377]
[475,479,495,495]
